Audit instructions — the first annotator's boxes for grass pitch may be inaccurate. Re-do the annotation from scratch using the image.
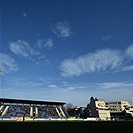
[0,120,132,132]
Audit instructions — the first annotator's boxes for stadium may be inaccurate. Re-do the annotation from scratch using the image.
[0,97,133,131]
[0,97,70,121]
[1,97,133,121]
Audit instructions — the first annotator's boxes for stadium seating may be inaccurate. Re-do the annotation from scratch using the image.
[0,104,68,119]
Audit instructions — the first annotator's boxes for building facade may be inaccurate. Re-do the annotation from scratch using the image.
[105,101,133,120]
[88,97,133,120]
[89,97,111,120]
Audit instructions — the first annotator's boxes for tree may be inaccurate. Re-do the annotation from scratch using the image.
[63,103,75,111]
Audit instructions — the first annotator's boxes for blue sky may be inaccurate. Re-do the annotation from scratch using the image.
[0,0,133,107]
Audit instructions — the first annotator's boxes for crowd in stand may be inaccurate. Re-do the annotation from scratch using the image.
[0,104,60,118]
[37,106,60,118]
[4,105,30,117]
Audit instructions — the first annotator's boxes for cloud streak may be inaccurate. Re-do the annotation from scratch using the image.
[22,12,27,17]
[0,52,18,74]
[125,45,133,60]
[60,45,133,77]
[53,21,73,39]
[114,66,133,72]
[9,40,40,57]
[8,40,50,65]
[96,82,132,89]
[102,35,112,42]
[37,38,53,49]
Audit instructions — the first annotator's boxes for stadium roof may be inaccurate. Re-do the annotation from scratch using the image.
[0,98,66,105]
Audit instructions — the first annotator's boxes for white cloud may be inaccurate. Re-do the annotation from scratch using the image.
[60,45,133,77]
[114,66,133,72]
[1,75,132,106]
[22,12,27,17]
[102,35,112,41]
[48,84,57,88]
[37,38,53,49]
[0,52,18,74]
[66,86,76,91]
[44,38,53,48]
[60,49,123,77]
[96,82,132,89]
[9,40,40,57]
[45,59,50,64]
[38,55,45,60]
[59,46,132,77]
[8,40,49,65]
[52,21,73,38]
[125,44,133,60]
[37,39,43,49]
[2,80,132,107]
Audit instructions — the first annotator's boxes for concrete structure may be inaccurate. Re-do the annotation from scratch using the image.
[123,106,133,119]
[105,101,133,120]
[105,101,130,112]
[88,97,133,120]
[89,97,111,120]
[0,98,69,119]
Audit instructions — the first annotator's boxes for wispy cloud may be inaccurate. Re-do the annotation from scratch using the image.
[60,45,132,77]
[1,78,132,106]
[125,44,133,60]
[9,40,40,57]
[38,55,50,64]
[52,21,73,39]
[114,66,133,72]
[44,38,53,48]
[102,35,112,42]
[8,40,51,65]
[37,38,53,49]
[48,84,57,88]
[0,52,18,74]
[1,74,132,106]
[22,12,27,17]
[38,55,45,60]
[96,82,132,89]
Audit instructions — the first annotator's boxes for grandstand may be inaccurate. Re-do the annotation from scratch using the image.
[0,97,132,132]
[0,98,70,121]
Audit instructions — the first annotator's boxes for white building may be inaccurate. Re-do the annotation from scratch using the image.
[89,97,111,120]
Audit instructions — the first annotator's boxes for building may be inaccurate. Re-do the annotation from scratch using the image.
[105,101,133,120]
[88,97,133,120]
[89,97,111,120]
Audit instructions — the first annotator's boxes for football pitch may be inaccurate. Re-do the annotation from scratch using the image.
[0,120,132,132]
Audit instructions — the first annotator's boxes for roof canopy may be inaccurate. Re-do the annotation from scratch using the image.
[0,98,66,106]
